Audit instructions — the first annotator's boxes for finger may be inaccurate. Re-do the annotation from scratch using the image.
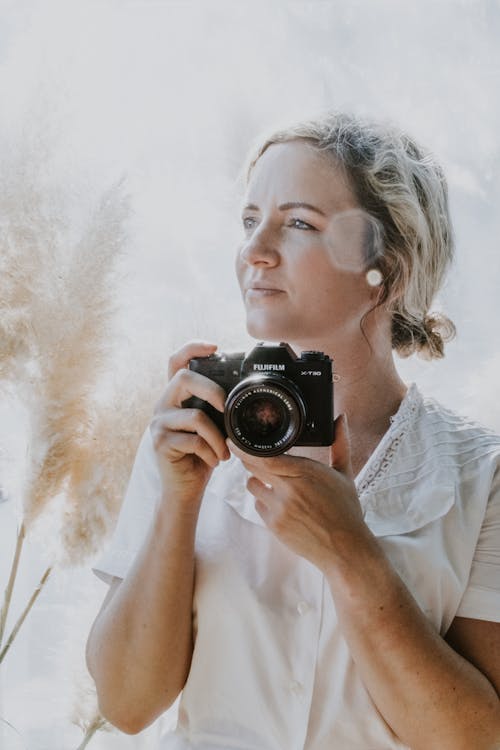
[246,476,273,521]
[226,439,309,478]
[156,368,226,414]
[157,429,220,469]
[153,408,229,461]
[329,413,354,478]
[247,475,274,500]
[167,341,218,380]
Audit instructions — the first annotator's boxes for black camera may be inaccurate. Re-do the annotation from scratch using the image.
[182,342,334,457]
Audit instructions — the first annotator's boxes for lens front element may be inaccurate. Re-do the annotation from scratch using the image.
[225,375,305,456]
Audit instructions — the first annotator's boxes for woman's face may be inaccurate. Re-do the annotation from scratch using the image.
[236,140,379,349]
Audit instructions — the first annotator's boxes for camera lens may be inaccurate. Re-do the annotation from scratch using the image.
[241,397,283,437]
[224,375,305,456]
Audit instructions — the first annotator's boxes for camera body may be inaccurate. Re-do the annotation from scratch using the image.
[182,342,334,457]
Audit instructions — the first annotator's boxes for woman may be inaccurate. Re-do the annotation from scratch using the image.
[86,112,500,749]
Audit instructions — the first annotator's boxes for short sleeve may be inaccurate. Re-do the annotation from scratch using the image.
[455,463,500,622]
[91,425,162,585]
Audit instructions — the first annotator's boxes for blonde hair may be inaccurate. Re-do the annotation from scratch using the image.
[243,111,456,360]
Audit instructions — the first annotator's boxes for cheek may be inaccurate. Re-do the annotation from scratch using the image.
[295,256,365,311]
[294,254,335,293]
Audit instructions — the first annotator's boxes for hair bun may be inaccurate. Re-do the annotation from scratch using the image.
[422,313,456,359]
[392,311,456,360]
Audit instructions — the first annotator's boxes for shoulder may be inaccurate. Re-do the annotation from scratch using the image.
[412,387,500,485]
[395,386,500,531]
[365,383,500,497]
[363,384,500,528]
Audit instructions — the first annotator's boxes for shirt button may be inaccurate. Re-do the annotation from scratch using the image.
[289,680,303,695]
[296,600,310,615]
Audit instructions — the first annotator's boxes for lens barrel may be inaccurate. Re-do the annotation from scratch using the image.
[224,374,306,457]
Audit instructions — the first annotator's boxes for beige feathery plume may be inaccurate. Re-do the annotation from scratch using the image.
[0,126,130,653]
[0,135,63,389]
[59,355,166,567]
[21,180,129,531]
[70,665,114,750]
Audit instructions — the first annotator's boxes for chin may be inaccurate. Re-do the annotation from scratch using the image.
[246,319,329,357]
[246,314,299,344]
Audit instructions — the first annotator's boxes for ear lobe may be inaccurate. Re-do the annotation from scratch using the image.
[365,268,383,288]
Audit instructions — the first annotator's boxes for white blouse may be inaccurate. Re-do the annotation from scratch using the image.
[92,382,500,749]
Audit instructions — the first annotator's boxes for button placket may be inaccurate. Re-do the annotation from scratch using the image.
[288,599,315,700]
[285,566,325,748]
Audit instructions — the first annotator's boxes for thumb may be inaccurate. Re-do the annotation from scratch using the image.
[329,413,354,478]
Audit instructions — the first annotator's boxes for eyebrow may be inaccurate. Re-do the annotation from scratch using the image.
[242,201,327,217]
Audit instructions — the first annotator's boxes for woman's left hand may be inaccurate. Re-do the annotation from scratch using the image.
[227,414,371,573]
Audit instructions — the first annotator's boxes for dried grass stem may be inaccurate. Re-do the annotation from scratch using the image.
[0,521,25,647]
[74,715,108,750]
[0,565,52,664]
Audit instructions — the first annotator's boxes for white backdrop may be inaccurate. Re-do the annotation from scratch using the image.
[1,1,500,748]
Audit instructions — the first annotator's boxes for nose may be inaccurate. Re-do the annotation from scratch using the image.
[238,224,280,267]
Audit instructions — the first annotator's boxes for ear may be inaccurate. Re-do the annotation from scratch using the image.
[329,413,354,479]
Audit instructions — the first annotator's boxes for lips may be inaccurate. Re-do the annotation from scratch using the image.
[245,281,284,292]
[245,286,284,301]
[248,287,283,292]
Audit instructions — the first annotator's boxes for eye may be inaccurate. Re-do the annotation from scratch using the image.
[242,216,316,231]
[288,218,315,230]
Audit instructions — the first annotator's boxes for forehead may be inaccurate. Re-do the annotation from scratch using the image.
[246,140,357,212]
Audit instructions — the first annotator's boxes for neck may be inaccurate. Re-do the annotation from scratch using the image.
[290,328,408,439]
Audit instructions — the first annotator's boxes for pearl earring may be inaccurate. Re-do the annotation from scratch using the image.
[366,268,383,287]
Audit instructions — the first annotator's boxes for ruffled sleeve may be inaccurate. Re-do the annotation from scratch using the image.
[91,425,162,585]
[455,461,500,622]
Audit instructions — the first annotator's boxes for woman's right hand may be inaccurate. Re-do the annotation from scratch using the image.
[149,341,230,511]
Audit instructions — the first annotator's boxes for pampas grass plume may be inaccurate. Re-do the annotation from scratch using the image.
[0,119,131,660]
[21,180,129,530]
[59,357,166,567]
